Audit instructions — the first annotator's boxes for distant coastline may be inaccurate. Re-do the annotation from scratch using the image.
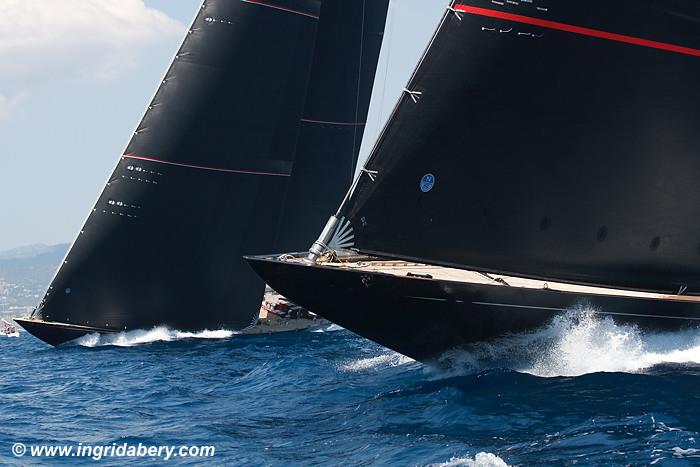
[0,243,69,318]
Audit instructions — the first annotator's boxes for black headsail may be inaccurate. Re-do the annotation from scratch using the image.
[320,0,700,294]
[33,0,322,333]
[275,0,390,252]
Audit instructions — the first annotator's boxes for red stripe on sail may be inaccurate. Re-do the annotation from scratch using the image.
[123,154,291,177]
[453,4,700,58]
[241,0,319,19]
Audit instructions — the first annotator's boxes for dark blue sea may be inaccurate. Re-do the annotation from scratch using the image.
[2,312,700,466]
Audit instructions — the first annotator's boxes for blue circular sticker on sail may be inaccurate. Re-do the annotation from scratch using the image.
[420,173,435,193]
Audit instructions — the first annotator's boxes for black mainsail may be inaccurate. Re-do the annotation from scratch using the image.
[19,0,321,344]
[248,0,700,362]
[335,0,700,294]
[276,0,390,252]
[18,0,393,346]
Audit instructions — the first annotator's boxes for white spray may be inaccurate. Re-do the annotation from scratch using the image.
[437,309,700,377]
[73,327,235,347]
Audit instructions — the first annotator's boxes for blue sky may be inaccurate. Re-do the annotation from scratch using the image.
[0,0,446,251]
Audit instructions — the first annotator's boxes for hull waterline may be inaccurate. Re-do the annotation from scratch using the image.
[13,319,117,346]
[14,309,259,346]
[246,255,700,362]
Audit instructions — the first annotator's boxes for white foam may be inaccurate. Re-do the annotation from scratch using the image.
[311,323,345,333]
[340,352,414,372]
[73,326,236,347]
[430,452,509,467]
[437,309,700,377]
[672,447,700,458]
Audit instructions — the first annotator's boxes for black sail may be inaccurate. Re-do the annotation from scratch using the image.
[275,0,390,252]
[335,0,700,294]
[35,0,322,332]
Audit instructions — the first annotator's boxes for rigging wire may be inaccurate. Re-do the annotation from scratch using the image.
[377,0,395,136]
[351,0,367,181]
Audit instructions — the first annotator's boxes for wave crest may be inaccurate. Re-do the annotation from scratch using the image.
[430,452,509,467]
[340,352,414,372]
[436,309,700,377]
[312,324,344,333]
[72,327,236,347]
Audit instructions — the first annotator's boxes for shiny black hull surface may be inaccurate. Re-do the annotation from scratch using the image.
[14,319,117,347]
[247,256,700,362]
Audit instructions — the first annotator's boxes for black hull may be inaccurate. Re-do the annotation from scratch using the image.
[14,319,117,347]
[16,311,253,347]
[246,256,700,362]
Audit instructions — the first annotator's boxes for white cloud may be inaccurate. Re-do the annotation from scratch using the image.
[0,0,183,82]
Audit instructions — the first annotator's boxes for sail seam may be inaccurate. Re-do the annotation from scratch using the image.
[123,154,291,177]
[453,4,700,58]
[240,0,319,20]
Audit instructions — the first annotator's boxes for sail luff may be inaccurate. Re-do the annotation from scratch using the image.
[41,16,198,319]
[34,3,206,319]
[335,3,453,219]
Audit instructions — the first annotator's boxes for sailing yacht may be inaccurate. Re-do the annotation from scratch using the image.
[248,0,700,362]
[16,0,390,346]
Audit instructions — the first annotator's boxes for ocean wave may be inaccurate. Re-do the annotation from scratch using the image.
[671,447,700,458]
[5,307,699,465]
[429,452,509,467]
[72,327,236,347]
[340,352,414,372]
[435,309,700,377]
[311,323,344,333]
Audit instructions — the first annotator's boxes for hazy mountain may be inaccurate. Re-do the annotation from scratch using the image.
[0,243,69,315]
[0,243,69,282]
[0,243,66,260]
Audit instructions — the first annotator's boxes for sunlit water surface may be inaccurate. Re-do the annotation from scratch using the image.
[1,310,699,465]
